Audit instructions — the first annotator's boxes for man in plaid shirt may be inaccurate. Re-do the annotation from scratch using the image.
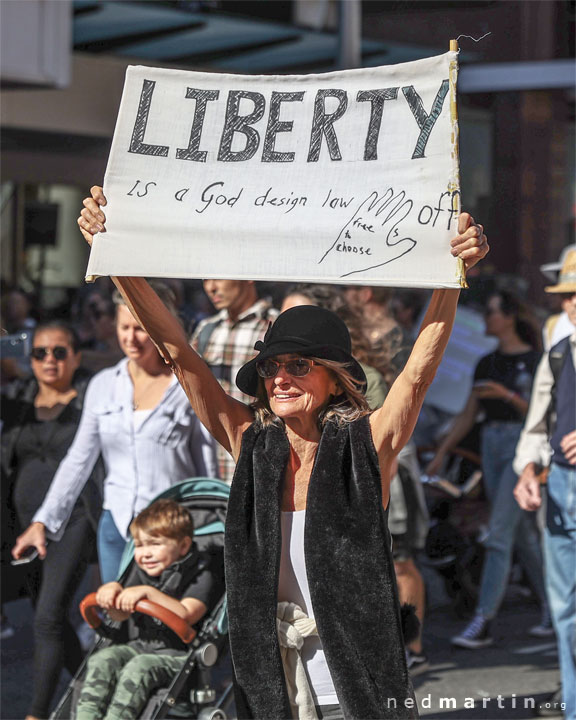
[191,279,278,483]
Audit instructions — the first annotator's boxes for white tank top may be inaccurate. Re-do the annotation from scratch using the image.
[132,408,153,432]
[278,510,338,705]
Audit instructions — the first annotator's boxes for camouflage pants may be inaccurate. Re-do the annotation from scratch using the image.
[76,645,185,720]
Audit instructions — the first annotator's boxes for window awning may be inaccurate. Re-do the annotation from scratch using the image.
[72,0,449,73]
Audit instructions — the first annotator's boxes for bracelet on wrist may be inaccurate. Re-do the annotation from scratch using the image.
[506,390,516,403]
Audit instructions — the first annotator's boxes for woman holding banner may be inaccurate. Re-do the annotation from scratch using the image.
[77,186,487,719]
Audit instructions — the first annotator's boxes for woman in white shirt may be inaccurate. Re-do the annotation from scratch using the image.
[13,284,217,582]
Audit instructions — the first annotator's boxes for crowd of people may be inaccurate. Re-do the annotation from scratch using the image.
[1,188,574,720]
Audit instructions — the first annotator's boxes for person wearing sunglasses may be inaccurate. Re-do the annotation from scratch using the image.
[77,186,487,719]
[281,287,430,677]
[13,282,217,595]
[2,322,102,720]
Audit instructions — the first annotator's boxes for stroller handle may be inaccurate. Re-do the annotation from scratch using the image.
[80,592,197,644]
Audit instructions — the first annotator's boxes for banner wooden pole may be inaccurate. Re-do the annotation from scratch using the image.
[448,39,467,288]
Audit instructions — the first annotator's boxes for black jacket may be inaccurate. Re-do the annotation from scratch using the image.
[1,371,103,534]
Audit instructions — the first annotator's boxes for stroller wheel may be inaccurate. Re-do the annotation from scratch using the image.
[197,708,227,720]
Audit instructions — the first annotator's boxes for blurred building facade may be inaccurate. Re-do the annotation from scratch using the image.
[1,0,574,308]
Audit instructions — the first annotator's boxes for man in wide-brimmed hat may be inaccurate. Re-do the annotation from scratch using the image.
[514,247,576,720]
[541,244,576,350]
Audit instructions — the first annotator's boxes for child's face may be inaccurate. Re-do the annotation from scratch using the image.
[133,531,191,577]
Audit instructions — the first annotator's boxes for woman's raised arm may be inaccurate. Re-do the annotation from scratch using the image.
[369,213,489,489]
[78,186,254,456]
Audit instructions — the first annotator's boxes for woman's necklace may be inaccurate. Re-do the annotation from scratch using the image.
[130,365,171,410]
[133,378,156,410]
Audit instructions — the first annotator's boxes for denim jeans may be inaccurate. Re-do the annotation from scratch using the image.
[477,423,547,618]
[544,463,576,720]
[97,510,127,583]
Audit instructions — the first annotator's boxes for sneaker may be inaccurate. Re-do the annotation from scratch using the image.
[534,688,563,717]
[451,614,493,649]
[406,649,429,676]
[529,607,555,638]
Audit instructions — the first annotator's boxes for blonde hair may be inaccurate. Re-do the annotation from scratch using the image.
[113,280,181,325]
[251,356,370,429]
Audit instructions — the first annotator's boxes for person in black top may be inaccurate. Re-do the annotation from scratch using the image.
[1,322,101,720]
[427,291,550,648]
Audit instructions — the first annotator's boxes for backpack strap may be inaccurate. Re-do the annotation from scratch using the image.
[543,314,561,349]
[549,336,571,384]
[547,336,571,433]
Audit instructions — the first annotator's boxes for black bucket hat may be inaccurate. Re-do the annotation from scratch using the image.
[235,305,367,397]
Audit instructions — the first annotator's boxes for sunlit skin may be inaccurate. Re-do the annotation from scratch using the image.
[94,530,206,626]
[561,292,576,327]
[202,279,257,320]
[133,530,192,577]
[115,304,159,367]
[264,353,339,437]
[78,186,489,510]
[30,329,80,394]
[280,294,315,313]
[73,187,489,704]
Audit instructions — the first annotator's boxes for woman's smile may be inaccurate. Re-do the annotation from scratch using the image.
[265,354,338,421]
[273,390,302,401]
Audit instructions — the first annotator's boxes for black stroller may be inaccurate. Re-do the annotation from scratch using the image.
[50,478,233,720]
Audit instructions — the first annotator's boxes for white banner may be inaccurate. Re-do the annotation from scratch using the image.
[86,52,463,288]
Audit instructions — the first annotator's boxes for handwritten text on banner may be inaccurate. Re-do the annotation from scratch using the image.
[86,52,462,288]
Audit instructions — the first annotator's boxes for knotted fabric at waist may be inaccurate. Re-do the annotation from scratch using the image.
[277,601,319,720]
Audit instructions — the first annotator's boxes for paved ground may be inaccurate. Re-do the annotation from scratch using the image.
[414,607,560,718]
[1,568,562,720]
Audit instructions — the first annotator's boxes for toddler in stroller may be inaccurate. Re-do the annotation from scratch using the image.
[51,479,230,720]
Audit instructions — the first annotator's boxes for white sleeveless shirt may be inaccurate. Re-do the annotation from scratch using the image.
[278,510,338,705]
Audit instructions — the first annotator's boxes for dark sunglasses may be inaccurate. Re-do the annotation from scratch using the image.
[256,357,317,379]
[30,346,70,361]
